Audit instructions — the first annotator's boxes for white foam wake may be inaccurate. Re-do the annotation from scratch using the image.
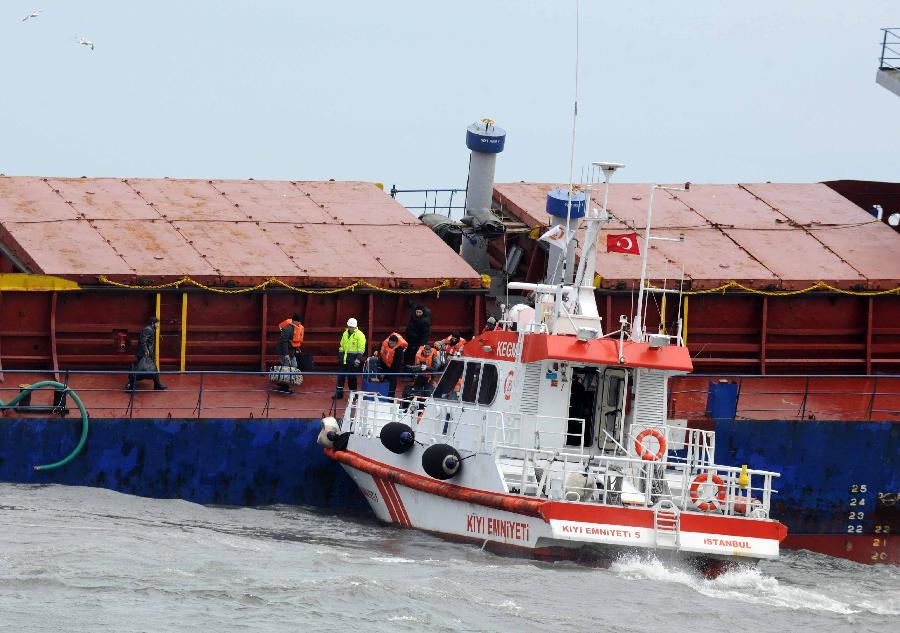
[610,554,859,615]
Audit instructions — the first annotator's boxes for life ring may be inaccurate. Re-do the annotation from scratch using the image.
[633,428,667,461]
[690,473,726,511]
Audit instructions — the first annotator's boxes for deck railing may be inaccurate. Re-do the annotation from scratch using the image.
[880,28,900,71]
[670,374,900,421]
[389,186,467,218]
[0,369,424,420]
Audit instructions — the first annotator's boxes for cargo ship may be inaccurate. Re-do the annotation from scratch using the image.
[0,119,897,565]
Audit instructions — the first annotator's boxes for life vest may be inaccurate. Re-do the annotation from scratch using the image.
[439,335,467,355]
[278,319,305,348]
[380,332,408,367]
[415,345,439,369]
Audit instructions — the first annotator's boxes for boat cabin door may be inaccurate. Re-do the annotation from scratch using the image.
[597,368,629,452]
[568,368,599,447]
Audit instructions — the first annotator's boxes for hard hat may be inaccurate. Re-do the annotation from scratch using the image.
[487,316,497,324]
[347,318,358,327]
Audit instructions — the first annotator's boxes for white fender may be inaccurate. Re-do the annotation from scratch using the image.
[317,417,340,448]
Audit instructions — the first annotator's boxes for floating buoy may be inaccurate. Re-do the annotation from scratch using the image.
[422,444,462,480]
[380,422,416,454]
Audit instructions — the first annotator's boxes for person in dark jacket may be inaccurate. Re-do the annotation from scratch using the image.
[403,303,432,362]
[124,316,166,391]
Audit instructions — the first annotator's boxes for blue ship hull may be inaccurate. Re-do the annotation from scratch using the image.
[0,417,365,510]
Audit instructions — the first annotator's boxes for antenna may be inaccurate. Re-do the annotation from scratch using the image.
[562,0,581,260]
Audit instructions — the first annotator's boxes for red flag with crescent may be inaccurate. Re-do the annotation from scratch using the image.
[607,232,640,255]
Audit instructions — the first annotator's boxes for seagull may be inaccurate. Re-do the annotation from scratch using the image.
[78,36,95,50]
[21,9,41,21]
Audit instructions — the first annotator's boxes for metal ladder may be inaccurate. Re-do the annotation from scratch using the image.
[654,499,680,549]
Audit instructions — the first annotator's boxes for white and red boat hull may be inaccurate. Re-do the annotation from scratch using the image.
[328,447,786,562]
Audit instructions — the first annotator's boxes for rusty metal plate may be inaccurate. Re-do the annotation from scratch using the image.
[126,178,246,221]
[273,223,390,282]
[296,181,418,225]
[210,179,333,223]
[272,223,479,285]
[744,184,900,287]
[94,220,215,276]
[172,221,298,278]
[676,184,867,288]
[725,228,865,287]
[352,224,481,280]
[0,176,79,221]
[2,219,133,276]
[45,178,158,220]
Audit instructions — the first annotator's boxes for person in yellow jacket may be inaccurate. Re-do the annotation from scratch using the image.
[335,317,366,399]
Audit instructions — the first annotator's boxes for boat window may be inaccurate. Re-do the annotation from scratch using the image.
[477,364,498,405]
[434,360,464,400]
[461,362,482,403]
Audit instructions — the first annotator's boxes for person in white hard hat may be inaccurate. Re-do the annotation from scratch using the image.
[335,317,366,399]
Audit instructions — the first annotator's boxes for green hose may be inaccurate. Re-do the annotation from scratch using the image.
[0,380,90,472]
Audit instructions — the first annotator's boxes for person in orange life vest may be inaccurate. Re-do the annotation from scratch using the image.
[376,332,408,398]
[273,313,303,393]
[276,313,304,368]
[412,342,442,392]
[437,331,466,356]
[482,316,497,333]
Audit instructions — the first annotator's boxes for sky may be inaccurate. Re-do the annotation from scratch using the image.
[2,1,897,191]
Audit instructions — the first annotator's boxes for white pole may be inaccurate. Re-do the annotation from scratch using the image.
[562,0,580,280]
[632,185,657,342]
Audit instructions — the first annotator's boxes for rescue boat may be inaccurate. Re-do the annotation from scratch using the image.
[319,162,788,568]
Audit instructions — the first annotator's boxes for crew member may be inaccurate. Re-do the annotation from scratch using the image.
[482,316,497,333]
[277,313,305,368]
[437,331,466,356]
[125,316,166,391]
[403,304,431,363]
[377,332,408,398]
[412,342,442,393]
[274,313,304,393]
[335,317,366,399]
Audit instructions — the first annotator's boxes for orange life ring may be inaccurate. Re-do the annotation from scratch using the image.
[634,428,667,461]
[690,473,726,511]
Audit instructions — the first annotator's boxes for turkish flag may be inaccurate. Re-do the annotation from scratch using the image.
[607,232,640,255]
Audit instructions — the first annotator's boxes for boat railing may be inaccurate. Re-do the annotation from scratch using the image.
[344,392,517,454]
[343,394,590,457]
[492,443,779,518]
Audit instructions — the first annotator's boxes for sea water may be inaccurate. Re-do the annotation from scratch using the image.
[1,484,897,632]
